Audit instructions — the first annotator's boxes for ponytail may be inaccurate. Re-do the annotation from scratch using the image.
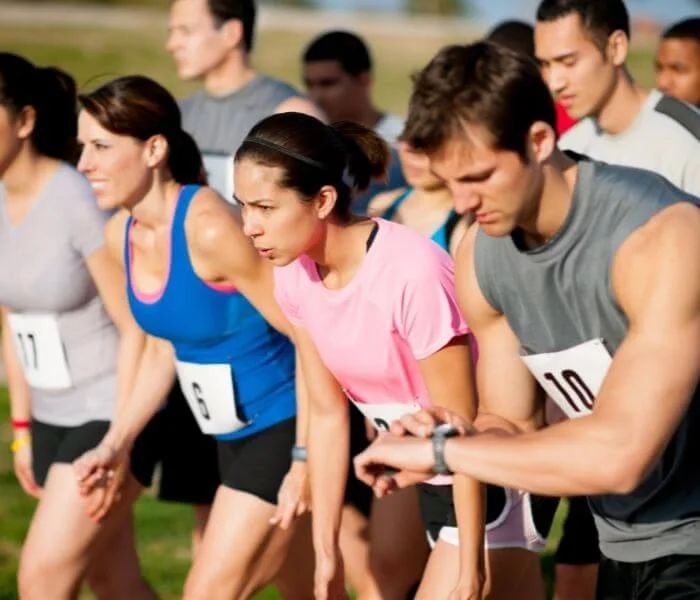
[34,67,79,164]
[167,129,207,186]
[329,121,390,194]
[0,53,78,164]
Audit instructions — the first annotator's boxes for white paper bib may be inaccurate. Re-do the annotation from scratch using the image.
[351,399,422,432]
[175,360,248,435]
[521,339,612,419]
[7,313,72,390]
[202,153,235,204]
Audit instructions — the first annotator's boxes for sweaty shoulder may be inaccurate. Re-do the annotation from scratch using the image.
[558,118,597,153]
[185,186,243,251]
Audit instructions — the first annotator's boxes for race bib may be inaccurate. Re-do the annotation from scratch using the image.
[351,400,422,432]
[202,153,235,204]
[175,360,248,435]
[6,313,72,390]
[521,339,612,419]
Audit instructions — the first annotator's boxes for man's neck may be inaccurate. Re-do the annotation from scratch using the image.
[519,151,577,249]
[595,68,648,135]
[202,51,257,97]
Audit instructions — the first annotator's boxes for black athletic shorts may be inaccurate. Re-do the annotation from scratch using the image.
[555,496,601,565]
[130,384,220,505]
[418,483,559,550]
[344,403,373,518]
[31,418,110,488]
[218,417,296,505]
[597,554,700,599]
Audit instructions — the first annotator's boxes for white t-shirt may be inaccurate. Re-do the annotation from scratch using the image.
[375,113,405,147]
[559,89,700,196]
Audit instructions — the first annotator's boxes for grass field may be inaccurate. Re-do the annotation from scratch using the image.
[0,11,653,598]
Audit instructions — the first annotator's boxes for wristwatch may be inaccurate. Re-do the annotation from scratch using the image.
[431,423,459,475]
[291,445,308,462]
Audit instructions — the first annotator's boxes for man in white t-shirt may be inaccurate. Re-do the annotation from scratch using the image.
[534,0,700,196]
[302,30,407,212]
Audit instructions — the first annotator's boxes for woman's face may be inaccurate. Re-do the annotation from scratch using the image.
[0,104,31,177]
[398,141,445,191]
[235,157,326,266]
[77,110,152,211]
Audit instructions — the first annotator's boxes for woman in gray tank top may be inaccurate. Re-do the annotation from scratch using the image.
[0,54,154,599]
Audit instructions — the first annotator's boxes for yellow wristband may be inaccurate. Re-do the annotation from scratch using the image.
[10,436,31,454]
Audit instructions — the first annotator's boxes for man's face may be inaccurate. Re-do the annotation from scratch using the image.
[429,125,544,239]
[655,38,700,107]
[303,60,368,122]
[166,0,231,81]
[535,13,618,120]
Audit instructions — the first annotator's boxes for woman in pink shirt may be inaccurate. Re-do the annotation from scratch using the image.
[234,112,484,599]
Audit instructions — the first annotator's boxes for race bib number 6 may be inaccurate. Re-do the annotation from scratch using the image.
[175,360,248,435]
[7,313,72,390]
[521,339,612,419]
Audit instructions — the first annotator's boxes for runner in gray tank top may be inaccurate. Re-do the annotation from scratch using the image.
[354,42,700,599]
[0,53,153,599]
[167,0,322,203]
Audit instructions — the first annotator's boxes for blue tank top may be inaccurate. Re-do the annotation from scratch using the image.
[382,188,460,251]
[124,185,296,440]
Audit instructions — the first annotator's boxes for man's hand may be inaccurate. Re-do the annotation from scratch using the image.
[270,461,310,530]
[353,434,436,496]
[73,442,129,522]
[389,406,472,438]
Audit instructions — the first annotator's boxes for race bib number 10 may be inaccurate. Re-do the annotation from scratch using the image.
[7,313,72,390]
[175,360,248,435]
[521,339,612,419]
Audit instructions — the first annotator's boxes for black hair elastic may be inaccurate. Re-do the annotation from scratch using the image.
[243,136,327,171]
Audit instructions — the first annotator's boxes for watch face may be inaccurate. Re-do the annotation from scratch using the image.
[433,423,459,438]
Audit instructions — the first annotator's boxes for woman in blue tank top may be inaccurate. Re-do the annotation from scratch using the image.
[369,141,470,255]
[72,76,312,599]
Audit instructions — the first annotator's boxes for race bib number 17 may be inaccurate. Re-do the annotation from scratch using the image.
[7,313,72,390]
[521,339,612,419]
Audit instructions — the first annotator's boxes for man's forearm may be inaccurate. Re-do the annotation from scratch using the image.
[445,415,631,496]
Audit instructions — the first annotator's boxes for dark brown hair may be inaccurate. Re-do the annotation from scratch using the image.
[403,41,557,160]
[208,0,256,52]
[78,75,206,186]
[236,112,389,221]
[0,52,79,164]
[536,0,630,51]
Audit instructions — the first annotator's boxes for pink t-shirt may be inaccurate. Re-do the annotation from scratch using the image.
[274,218,471,413]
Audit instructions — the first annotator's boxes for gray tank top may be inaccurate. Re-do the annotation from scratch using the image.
[181,75,300,200]
[474,158,700,562]
[0,164,118,426]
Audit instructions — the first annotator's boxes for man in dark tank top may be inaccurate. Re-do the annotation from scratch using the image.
[353,41,700,600]
[166,0,323,201]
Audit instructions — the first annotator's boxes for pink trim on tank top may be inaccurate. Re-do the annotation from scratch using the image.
[204,280,237,293]
[129,193,179,305]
